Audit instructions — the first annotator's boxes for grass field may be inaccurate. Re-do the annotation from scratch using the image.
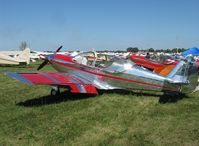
[0,62,199,146]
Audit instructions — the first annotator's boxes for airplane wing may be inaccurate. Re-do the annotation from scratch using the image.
[5,72,98,94]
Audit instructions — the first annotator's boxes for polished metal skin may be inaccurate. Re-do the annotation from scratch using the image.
[5,49,198,96]
[50,52,198,94]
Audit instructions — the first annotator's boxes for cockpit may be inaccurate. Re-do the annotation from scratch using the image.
[72,51,114,68]
[72,51,137,73]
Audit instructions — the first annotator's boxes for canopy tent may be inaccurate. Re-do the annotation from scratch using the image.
[182,47,199,56]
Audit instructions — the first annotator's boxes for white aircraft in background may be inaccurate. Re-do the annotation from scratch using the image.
[31,50,69,60]
[0,48,30,65]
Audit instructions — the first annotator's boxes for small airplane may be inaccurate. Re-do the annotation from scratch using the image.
[129,54,179,76]
[0,48,30,65]
[5,46,198,99]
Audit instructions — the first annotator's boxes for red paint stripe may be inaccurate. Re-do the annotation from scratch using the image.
[83,85,98,94]
[21,73,54,84]
[49,73,74,84]
[70,84,80,93]
[51,60,178,91]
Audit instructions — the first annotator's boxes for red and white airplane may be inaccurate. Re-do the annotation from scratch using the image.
[5,46,198,98]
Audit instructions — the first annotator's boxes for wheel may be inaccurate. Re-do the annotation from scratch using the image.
[159,91,183,103]
[51,88,60,96]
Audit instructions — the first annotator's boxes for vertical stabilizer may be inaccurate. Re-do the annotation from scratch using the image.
[16,48,30,65]
[166,57,198,93]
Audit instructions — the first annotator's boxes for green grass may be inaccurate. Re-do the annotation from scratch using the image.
[0,62,199,146]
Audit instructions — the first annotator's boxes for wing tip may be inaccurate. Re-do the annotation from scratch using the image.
[4,72,33,85]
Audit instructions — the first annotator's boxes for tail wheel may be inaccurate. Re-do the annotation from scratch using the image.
[159,91,183,103]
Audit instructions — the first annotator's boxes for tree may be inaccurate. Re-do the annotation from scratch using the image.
[132,47,139,52]
[156,49,163,53]
[127,47,139,53]
[127,47,133,52]
[19,41,28,51]
[180,48,187,52]
[177,48,182,53]
[172,48,178,53]
[148,48,154,52]
[182,48,187,51]
[164,49,171,53]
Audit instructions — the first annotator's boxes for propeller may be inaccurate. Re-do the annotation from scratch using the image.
[37,46,63,71]
[55,46,63,54]
[37,59,48,70]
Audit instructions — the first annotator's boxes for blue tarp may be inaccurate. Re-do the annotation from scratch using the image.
[182,47,199,56]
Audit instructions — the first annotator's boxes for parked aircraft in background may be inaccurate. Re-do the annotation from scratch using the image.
[0,48,30,65]
[31,50,69,60]
[129,54,179,76]
[5,46,198,99]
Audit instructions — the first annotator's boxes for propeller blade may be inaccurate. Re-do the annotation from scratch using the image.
[55,46,63,53]
[37,60,48,70]
[37,46,63,71]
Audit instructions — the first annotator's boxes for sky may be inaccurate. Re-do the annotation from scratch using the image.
[0,0,199,51]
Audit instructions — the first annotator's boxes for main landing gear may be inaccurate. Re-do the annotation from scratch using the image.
[50,86,71,96]
[51,87,60,96]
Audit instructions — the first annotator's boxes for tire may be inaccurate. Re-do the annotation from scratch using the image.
[51,88,60,96]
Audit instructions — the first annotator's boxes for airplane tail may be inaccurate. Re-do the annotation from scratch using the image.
[166,56,198,93]
[16,48,31,65]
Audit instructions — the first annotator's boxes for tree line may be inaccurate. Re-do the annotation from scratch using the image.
[126,47,187,53]
[18,41,187,53]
